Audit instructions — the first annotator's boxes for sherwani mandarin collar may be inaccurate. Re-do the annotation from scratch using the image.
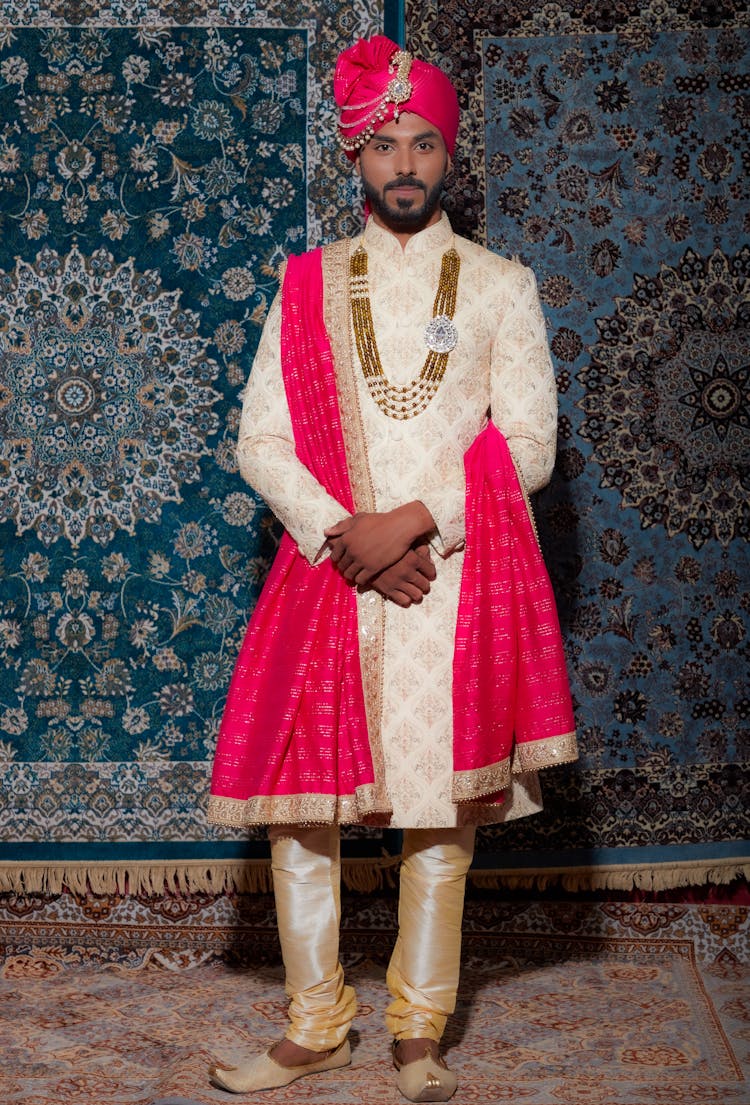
[361,210,454,257]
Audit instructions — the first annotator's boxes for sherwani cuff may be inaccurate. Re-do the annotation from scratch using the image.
[296,503,353,567]
[418,490,465,558]
[505,430,555,495]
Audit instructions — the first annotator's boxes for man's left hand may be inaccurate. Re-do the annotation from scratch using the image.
[324,502,435,585]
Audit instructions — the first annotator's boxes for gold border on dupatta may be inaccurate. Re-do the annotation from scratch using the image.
[207,783,385,828]
[451,731,578,803]
[513,731,579,772]
[321,239,390,817]
[451,758,512,803]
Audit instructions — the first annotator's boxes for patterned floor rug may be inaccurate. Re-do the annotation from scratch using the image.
[1,899,748,1105]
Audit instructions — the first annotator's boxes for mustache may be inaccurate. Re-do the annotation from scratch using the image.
[384,178,427,193]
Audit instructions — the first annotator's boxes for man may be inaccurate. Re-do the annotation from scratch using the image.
[207,35,577,1101]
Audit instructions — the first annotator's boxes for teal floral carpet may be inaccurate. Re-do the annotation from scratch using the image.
[0,0,748,896]
[0,1,389,884]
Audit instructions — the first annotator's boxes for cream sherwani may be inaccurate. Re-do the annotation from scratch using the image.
[236,213,558,828]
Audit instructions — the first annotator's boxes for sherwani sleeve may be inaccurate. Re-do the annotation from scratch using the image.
[489,264,558,494]
[236,290,352,564]
[419,261,557,554]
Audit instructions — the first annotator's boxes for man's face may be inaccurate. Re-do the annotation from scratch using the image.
[355,112,451,234]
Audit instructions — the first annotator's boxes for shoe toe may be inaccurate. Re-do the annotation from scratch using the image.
[395,1056,457,1102]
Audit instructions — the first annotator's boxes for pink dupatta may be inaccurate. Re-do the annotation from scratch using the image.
[209,250,377,822]
[452,421,577,801]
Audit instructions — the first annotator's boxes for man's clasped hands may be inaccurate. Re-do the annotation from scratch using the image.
[321,502,437,607]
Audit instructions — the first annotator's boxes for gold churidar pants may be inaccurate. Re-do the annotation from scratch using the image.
[268,825,476,1049]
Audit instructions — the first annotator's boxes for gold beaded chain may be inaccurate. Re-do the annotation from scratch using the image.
[349,245,461,420]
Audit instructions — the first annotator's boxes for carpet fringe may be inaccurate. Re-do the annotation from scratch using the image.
[469,857,750,892]
[0,860,274,897]
[0,855,746,896]
[0,856,401,896]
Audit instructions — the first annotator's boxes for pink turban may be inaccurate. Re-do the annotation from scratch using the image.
[334,36,459,161]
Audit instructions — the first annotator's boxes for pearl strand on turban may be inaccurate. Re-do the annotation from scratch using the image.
[334,35,460,161]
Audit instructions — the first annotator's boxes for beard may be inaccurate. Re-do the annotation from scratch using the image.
[361,172,446,232]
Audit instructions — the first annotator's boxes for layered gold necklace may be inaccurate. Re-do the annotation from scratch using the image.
[349,243,461,420]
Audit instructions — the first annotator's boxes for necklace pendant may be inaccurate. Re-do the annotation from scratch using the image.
[424,314,458,354]
[351,243,461,420]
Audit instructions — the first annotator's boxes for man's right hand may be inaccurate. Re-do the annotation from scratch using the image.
[324,502,436,585]
[366,543,436,607]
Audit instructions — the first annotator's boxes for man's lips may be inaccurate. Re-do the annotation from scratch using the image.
[385,181,425,196]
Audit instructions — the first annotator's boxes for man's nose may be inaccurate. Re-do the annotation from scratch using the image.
[394,148,416,176]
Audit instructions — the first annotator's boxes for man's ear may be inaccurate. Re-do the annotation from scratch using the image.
[354,155,362,178]
[445,154,453,176]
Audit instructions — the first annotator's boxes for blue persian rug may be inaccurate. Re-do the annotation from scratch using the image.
[405,5,749,886]
[0,0,390,891]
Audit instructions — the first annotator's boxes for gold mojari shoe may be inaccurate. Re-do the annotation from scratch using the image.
[392,1040,458,1102]
[208,1038,351,1094]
